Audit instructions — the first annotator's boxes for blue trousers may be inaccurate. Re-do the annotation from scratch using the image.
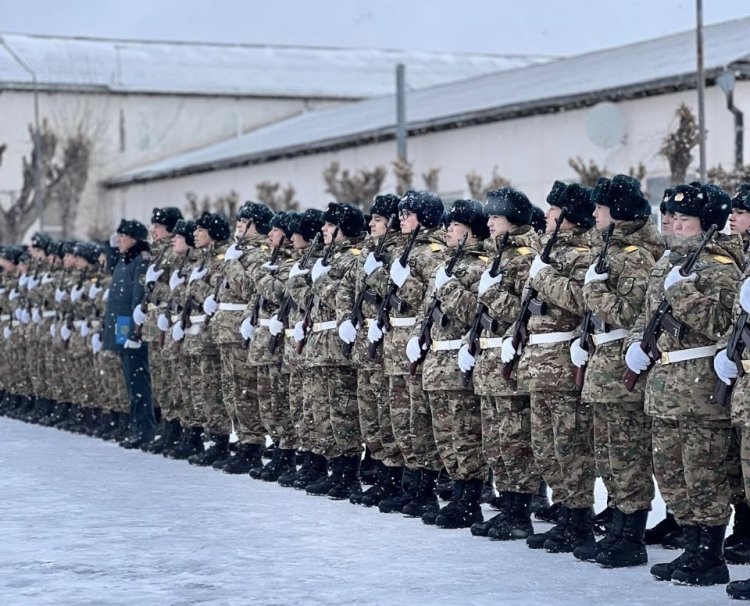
[119,346,155,440]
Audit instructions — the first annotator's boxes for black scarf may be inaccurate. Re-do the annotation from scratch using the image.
[120,240,151,264]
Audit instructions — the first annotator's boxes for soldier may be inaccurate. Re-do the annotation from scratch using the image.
[626,184,740,585]
[500,182,596,554]
[569,175,662,567]
[730,185,750,267]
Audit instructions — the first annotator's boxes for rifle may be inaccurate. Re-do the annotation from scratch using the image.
[367,225,422,360]
[409,232,468,375]
[160,251,191,347]
[460,231,511,387]
[175,248,208,352]
[132,243,168,339]
[341,216,397,359]
[206,223,253,329]
[714,309,750,407]
[267,233,321,355]
[574,221,615,390]
[623,224,718,391]
[501,212,566,382]
[295,228,338,354]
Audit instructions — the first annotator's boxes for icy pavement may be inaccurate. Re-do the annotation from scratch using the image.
[0,417,741,606]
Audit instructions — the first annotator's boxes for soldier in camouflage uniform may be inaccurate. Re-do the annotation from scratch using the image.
[569,175,662,567]
[500,183,597,554]
[626,184,740,586]
[405,199,490,529]
[367,191,447,516]
[730,185,750,266]
[457,187,540,541]
[1,246,31,416]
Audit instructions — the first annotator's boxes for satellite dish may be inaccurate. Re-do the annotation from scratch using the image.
[586,102,627,149]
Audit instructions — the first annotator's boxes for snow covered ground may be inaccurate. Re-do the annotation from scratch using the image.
[0,417,742,605]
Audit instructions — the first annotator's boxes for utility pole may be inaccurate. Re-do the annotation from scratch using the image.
[396,64,407,163]
[696,0,707,181]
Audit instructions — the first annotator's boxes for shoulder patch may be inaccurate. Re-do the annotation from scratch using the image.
[478,256,489,263]
[350,248,362,256]
[261,245,269,251]
[216,254,224,261]
[516,247,533,256]
[623,245,639,253]
[712,254,734,265]
[429,243,444,253]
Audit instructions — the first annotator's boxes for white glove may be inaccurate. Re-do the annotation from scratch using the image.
[529,256,550,280]
[363,252,383,276]
[31,308,41,324]
[311,258,331,283]
[14,308,22,321]
[145,264,164,284]
[289,262,309,279]
[660,249,671,260]
[569,337,589,368]
[240,317,255,341]
[434,266,453,290]
[189,266,208,284]
[664,266,696,291]
[224,242,244,261]
[80,322,90,338]
[268,314,284,336]
[41,273,54,285]
[88,283,102,300]
[203,294,218,316]
[9,288,19,301]
[714,349,739,386]
[102,288,110,301]
[123,338,141,349]
[70,284,84,302]
[338,319,357,344]
[172,321,185,342]
[60,324,72,341]
[262,261,278,272]
[458,344,476,373]
[53,288,65,303]
[406,336,422,363]
[625,342,650,374]
[18,309,30,324]
[18,274,28,288]
[169,270,185,291]
[50,323,56,338]
[27,276,39,290]
[91,332,102,354]
[132,303,147,325]
[584,264,608,285]
[740,278,750,314]
[3,326,11,340]
[478,268,503,296]
[367,320,384,344]
[293,320,305,343]
[500,337,516,364]
[157,313,170,332]
[390,260,410,288]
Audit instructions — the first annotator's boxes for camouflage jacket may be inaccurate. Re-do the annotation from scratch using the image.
[142,236,176,343]
[472,226,538,396]
[283,245,324,370]
[628,233,742,420]
[163,249,197,355]
[580,219,663,404]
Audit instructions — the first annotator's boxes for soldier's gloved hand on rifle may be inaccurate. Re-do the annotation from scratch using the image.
[18,274,28,288]
[50,323,56,338]
[569,337,589,368]
[27,275,39,290]
[664,265,696,291]
[53,288,65,303]
[458,344,475,373]
[60,324,72,341]
[132,303,147,325]
[240,317,255,341]
[311,258,331,283]
[584,264,608,285]
[363,252,383,277]
[9,288,20,301]
[740,278,750,314]
[203,294,218,316]
[500,338,516,364]
[262,261,278,272]
[434,266,453,290]
[145,263,165,284]
[18,309,30,324]
[80,322,90,338]
[406,337,422,363]
[172,321,185,342]
[625,342,650,374]
[478,269,502,296]
[123,338,141,349]
[288,262,309,279]
[88,283,102,300]
[14,308,22,322]
[224,242,243,262]
[293,320,305,343]
[70,284,84,303]
[3,326,11,340]
[157,313,170,332]
[170,270,185,291]
[268,314,284,336]
[189,266,208,284]
[367,320,383,343]
[714,349,739,385]
[529,255,550,280]
[91,332,102,354]
[42,273,55,285]
[338,319,357,344]
[31,308,41,324]
[390,260,410,288]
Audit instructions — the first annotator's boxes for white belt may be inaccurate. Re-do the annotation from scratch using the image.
[0,314,10,321]
[528,331,575,346]
[312,321,337,332]
[90,320,102,329]
[219,302,247,311]
[479,337,504,349]
[390,316,416,327]
[42,311,56,319]
[189,315,206,324]
[154,302,168,310]
[660,345,716,365]
[285,329,295,338]
[365,318,377,328]
[74,320,86,328]
[431,339,462,352]
[171,314,180,323]
[592,329,629,346]
[185,324,202,336]
[259,319,271,327]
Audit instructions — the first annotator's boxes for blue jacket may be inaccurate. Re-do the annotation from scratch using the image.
[103,241,151,351]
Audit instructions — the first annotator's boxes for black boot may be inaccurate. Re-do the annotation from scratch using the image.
[261,447,287,481]
[592,505,614,536]
[188,433,229,466]
[99,411,120,440]
[545,506,596,554]
[402,469,440,518]
[595,509,648,568]
[211,442,236,470]
[436,469,454,501]
[160,423,183,455]
[472,491,513,537]
[645,511,684,549]
[141,419,177,454]
[527,505,569,550]
[294,453,327,489]
[534,500,562,524]
[272,449,297,484]
[726,501,750,565]
[278,450,306,487]
[378,468,419,513]
[574,507,624,563]
[670,524,729,586]
[220,443,262,474]
[650,524,701,581]
[306,457,341,496]
[489,492,535,541]
[481,469,495,505]
[728,577,750,600]
[359,447,378,485]
[435,478,484,529]
[328,455,362,500]
[91,411,111,438]
[424,480,464,526]
[170,426,205,460]
[111,412,132,442]
[358,464,398,507]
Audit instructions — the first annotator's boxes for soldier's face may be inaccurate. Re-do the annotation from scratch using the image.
[446,221,470,248]
[74,257,87,270]
[31,247,45,261]
[63,253,77,269]
[194,228,211,248]
[399,210,419,234]
[236,219,255,240]
[150,224,169,241]
[661,213,674,236]
[322,222,338,245]
[545,206,565,233]
[173,236,188,255]
[672,213,702,238]
[487,215,512,237]
[593,204,613,231]
[268,227,286,248]
[730,209,750,235]
[369,214,389,238]
[117,234,136,253]
[291,233,307,250]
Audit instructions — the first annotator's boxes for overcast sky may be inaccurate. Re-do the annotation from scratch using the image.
[1,0,749,57]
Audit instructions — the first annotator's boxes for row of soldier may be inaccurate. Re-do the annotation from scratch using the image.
[3,177,750,599]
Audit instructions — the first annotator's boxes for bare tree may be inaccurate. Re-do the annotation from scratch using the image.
[323,161,387,210]
[568,157,607,187]
[392,158,413,196]
[185,190,240,219]
[467,167,511,199]
[629,162,647,182]
[707,164,750,195]
[256,181,300,211]
[422,168,440,192]
[659,103,700,186]
[51,130,92,239]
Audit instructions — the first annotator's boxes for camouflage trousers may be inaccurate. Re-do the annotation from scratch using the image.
[387,374,419,469]
[147,339,172,416]
[189,353,230,435]
[728,426,745,505]
[219,344,264,445]
[258,365,295,450]
[357,368,403,467]
[409,377,442,472]
[94,350,128,413]
[481,395,540,494]
[302,366,337,458]
[428,389,486,481]
[175,354,203,427]
[306,366,361,458]
[530,391,595,509]
[64,333,94,408]
[9,329,32,397]
[26,325,46,398]
[652,416,732,526]
[589,400,654,514]
[289,369,314,451]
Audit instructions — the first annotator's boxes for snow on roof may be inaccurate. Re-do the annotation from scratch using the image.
[0,32,549,99]
[102,16,750,188]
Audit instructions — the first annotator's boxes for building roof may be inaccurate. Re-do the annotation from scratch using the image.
[0,32,549,99]
[103,16,750,188]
